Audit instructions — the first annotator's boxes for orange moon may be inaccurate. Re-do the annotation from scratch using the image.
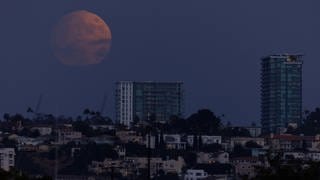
[52,10,112,66]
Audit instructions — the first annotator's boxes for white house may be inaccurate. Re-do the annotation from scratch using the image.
[31,126,52,136]
[163,134,186,150]
[57,129,82,144]
[201,136,222,145]
[184,169,208,180]
[187,135,222,147]
[306,152,320,161]
[283,152,305,160]
[231,157,266,179]
[0,148,15,171]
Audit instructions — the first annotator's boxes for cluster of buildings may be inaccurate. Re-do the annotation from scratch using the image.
[0,54,311,179]
[116,53,304,135]
[2,119,320,179]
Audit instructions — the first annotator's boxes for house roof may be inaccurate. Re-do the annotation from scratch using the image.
[270,134,315,141]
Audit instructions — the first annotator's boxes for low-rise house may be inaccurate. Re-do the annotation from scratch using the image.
[187,135,222,147]
[31,126,52,136]
[90,124,115,131]
[163,134,186,150]
[308,135,320,152]
[231,157,266,179]
[281,151,320,162]
[197,151,229,164]
[89,158,125,175]
[184,169,208,180]
[114,145,126,158]
[89,135,115,145]
[57,129,82,144]
[201,136,222,145]
[116,130,144,144]
[251,148,268,157]
[15,136,46,147]
[283,151,305,160]
[213,152,229,164]
[0,148,15,171]
[127,156,185,175]
[90,156,185,178]
[267,134,314,151]
[187,163,233,180]
[306,152,320,161]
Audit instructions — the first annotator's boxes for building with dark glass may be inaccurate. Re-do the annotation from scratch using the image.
[116,81,184,126]
[261,54,303,134]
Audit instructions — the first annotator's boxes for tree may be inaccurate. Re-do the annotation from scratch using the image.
[183,152,197,167]
[245,140,262,149]
[298,108,320,135]
[221,127,251,137]
[72,120,94,137]
[187,109,222,134]
[83,108,90,115]
[232,144,251,157]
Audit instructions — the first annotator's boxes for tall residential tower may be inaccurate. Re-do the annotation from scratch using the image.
[261,54,303,134]
[116,81,184,126]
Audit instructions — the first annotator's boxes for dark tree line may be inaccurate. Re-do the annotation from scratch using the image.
[286,108,320,136]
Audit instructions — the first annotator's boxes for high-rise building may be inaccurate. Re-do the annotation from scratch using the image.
[261,54,303,134]
[116,81,184,127]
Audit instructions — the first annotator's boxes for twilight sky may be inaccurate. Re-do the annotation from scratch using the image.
[0,1,319,125]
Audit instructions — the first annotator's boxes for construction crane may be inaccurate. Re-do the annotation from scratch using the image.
[35,94,43,114]
[100,93,108,115]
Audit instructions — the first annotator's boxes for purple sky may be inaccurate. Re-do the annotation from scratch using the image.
[0,1,319,125]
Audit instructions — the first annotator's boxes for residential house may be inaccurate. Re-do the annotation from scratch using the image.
[163,134,186,150]
[197,151,229,164]
[0,148,15,171]
[57,129,82,144]
[31,126,52,136]
[267,134,314,151]
[184,169,208,180]
[186,164,233,180]
[231,157,265,179]
[116,130,144,144]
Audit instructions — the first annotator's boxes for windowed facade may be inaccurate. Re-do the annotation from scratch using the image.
[116,81,184,127]
[261,54,303,134]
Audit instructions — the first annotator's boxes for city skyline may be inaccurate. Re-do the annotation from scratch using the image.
[1,1,320,179]
[0,1,320,125]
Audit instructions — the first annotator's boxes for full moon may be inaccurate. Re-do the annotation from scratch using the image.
[52,10,112,66]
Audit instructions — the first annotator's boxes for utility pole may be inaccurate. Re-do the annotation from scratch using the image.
[147,112,151,180]
[53,117,58,180]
